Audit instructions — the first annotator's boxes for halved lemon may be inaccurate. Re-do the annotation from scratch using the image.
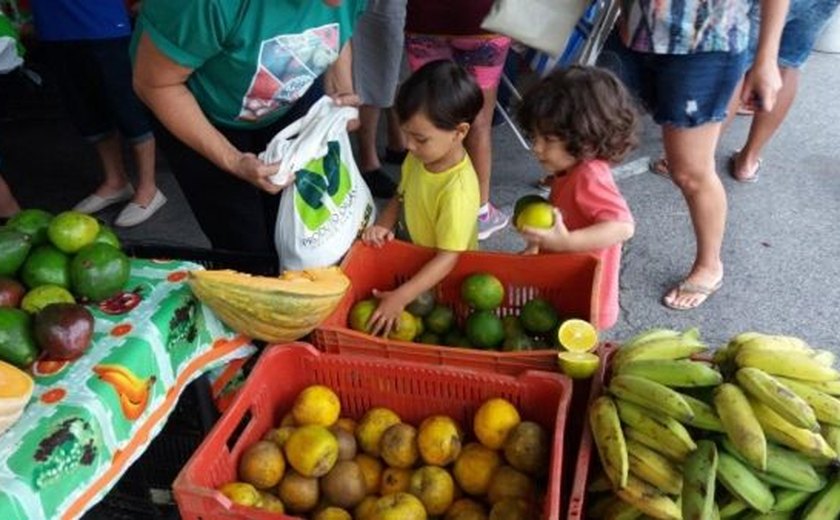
[557,319,598,352]
[557,351,600,379]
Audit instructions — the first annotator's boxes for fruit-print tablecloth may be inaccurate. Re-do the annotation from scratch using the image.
[0,258,257,520]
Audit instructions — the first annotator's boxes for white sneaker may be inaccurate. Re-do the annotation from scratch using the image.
[477,204,510,240]
[114,190,167,227]
[73,185,135,214]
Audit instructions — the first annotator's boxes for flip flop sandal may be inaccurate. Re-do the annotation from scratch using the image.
[648,157,671,178]
[662,279,723,311]
[728,152,762,183]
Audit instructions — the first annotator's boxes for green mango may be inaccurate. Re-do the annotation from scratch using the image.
[0,228,32,276]
[0,307,38,367]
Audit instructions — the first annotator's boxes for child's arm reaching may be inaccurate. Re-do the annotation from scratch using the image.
[367,250,460,337]
[521,209,634,253]
[362,195,400,248]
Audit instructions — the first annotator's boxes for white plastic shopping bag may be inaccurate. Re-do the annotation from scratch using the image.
[261,96,376,271]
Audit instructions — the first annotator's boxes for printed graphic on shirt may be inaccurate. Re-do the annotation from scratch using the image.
[238,23,339,122]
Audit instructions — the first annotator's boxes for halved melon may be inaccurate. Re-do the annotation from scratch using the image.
[0,360,34,417]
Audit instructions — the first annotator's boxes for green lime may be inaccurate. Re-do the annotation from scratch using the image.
[515,202,555,231]
[93,225,121,249]
[388,311,418,341]
[557,351,600,379]
[20,244,71,289]
[503,334,534,352]
[520,298,559,334]
[557,319,598,352]
[70,243,130,302]
[21,284,75,314]
[424,304,455,335]
[416,331,441,345]
[48,211,100,253]
[443,329,472,348]
[502,315,525,339]
[349,299,377,333]
[461,273,505,311]
[513,194,547,223]
[406,289,436,317]
[464,310,505,349]
[6,209,53,245]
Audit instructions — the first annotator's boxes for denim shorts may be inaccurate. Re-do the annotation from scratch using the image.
[599,34,747,128]
[749,0,840,69]
[42,37,153,144]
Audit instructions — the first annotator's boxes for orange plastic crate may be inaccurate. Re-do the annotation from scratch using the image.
[173,343,572,520]
[312,240,603,375]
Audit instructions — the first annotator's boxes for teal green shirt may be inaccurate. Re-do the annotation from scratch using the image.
[134,0,365,129]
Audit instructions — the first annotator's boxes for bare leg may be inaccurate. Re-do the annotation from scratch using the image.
[662,123,726,310]
[130,137,158,205]
[731,67,799,181]
[92,133,131,195]
[466,86,498,207]
[0,175,21,217]
[358,105,383,172]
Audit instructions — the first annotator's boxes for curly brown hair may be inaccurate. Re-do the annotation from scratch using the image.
[517,65,638,163]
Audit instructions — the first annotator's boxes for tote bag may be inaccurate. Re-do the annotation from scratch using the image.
[481,0,590,56]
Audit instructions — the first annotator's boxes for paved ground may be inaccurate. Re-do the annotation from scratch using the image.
[2,51,839,352]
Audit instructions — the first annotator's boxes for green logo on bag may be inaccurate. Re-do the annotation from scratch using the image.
[294,141,351,231]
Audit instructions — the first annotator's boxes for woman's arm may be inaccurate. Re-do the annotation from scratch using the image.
[741,0,790,111]
[368,250,460,337]
[132,33,286,193]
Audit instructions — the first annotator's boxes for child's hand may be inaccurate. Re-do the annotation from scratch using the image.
[362,225,394,248]
[367,288,408,337]
[519,209,569,251]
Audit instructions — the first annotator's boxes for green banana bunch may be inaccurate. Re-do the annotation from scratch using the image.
[741,512,793,519]
[719,498,749,518]
[715,451,775,513]
[736,349,840,382]
[621,328,682,350]
[715,333,807,367]
[682,440,718,520]
[721,437,825,492]
[802,477,840,519]
[771,488,817,513]
[776,376,840,426]
[590,395,629,489]
[679,393,725,432]
[626,438,683,495]
[609,374,695,423]
[822,423,840,455]
[794,378,840,396]
[623,425,693,462]
[615,359,723,388]
[749,398,838,462]
[614,399,697,460]
[603,498,642,520]
[735,367,819,431]
[587,471,613,493]
[613,331,707,369]
[614,474,681,520]
[714,383,767,470]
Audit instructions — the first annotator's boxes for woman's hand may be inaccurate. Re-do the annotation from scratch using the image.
[518,209,569,252]
[368,288,409,337]
[230,153,293,194]
[362,225,394,248]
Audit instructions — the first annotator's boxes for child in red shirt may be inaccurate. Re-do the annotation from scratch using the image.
[516,66,638,329]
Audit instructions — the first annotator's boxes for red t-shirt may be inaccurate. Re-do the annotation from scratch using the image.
[548,159,633,329]
[405,0,495,35]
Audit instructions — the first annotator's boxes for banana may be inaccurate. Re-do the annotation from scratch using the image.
[802,477,840,519]
[626,438,683,495]
[623,426,691,462]
[590,395,629,489]
[681,439,717,520]
[613,334,707,369]
[812,349,837,367]
[615,359,723,388]
[604,498,643,520]
[735,368,819,431]
[796,379,840,396]
[721,437,825,492]
[772,488,817,513]
[679,393,725,432]
[822,423,840,455]
[775,377,840,426]
[719,498,749,519]
[735,334,810,353]
[609,375,695,423]
[621,328,682,350]
[587,471,613,493]
[735,349,840,382]
[614,399,697,459]
[715,451,775,513]
[714,383,767,470]
[614,474,681,520]
[741,512,793,519]
[750,398,838,462]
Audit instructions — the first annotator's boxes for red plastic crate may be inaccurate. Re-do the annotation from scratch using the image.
[173,343,572,519]
[312,240,603,376]
[566,345,617,520]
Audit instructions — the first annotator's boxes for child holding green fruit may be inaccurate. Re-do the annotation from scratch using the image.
[516,66,637,329]
[361,60,483,337]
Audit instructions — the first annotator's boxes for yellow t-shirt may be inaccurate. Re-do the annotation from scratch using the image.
[398,152,480,251]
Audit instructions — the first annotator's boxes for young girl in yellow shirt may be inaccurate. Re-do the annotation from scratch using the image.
[362,60,483,336]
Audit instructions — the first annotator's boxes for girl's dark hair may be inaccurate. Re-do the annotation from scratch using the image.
[517,65,638,163]
[395,60,484,130]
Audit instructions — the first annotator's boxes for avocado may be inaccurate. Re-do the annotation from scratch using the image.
[0,307,38,367]
[0,228,32,276]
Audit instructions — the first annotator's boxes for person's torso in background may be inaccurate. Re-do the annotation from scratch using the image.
[405,0,495,35]
[618,0,753,55]
[30,0,130,41]
[134,0,364,129]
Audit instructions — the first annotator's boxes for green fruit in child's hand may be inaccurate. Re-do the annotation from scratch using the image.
[515,202,555,231]
[513,194,547,222]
